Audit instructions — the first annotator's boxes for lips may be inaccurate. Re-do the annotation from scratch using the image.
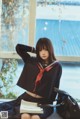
[42,56,46,58]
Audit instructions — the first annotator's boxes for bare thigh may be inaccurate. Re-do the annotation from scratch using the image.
[21,113,31,119]
[21,114,41,119]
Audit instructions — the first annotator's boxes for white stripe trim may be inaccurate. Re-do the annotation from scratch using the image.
[39,60,58,69]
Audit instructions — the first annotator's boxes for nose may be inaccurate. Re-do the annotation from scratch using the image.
[41,50,45,54]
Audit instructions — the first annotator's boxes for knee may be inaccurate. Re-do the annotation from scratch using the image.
[31,115,40,119]
[21,113,31,119]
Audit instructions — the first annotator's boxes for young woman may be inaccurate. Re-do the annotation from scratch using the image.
[16,37,62,119]
[0,37,62,119]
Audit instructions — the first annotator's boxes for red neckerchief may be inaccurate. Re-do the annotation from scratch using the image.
[33,61,57,92]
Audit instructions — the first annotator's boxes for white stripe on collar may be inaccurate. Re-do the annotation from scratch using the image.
[39,60,58,69]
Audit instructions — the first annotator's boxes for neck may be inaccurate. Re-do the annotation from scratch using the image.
[41,61,49,68]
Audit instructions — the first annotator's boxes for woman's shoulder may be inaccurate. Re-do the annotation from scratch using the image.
[51,60,61,65]
[52,60,62,69]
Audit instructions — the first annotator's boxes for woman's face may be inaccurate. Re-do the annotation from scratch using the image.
[39,49,49,62]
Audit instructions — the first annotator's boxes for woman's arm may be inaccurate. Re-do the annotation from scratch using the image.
[49,63,62,101]
[16,44,36,63]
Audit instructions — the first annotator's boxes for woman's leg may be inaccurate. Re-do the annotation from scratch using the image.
[21,114,41,119]
[31,115,41,119]
[21,113,31,119]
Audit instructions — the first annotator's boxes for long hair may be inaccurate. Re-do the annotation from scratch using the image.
[36,37,56,63]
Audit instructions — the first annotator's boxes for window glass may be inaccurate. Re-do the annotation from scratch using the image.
[35,0,80,57]
[1,0,29,51]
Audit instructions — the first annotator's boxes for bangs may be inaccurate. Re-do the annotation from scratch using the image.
[38,44,48,51]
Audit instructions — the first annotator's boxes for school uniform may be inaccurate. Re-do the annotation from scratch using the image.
[0,44,62,119]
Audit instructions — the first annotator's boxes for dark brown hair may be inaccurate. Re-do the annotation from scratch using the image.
[36,37,56,63]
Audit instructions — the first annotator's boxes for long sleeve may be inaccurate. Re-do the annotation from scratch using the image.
[54,64,62,88]
[49,63,62,102]
[16,44,36,63]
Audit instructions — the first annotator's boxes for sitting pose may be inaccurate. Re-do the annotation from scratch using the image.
[0,37,62,119]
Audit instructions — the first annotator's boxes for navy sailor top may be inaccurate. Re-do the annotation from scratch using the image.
[16,44,62,102]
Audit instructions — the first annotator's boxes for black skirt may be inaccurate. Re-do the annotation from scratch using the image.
[0,92,53,119]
